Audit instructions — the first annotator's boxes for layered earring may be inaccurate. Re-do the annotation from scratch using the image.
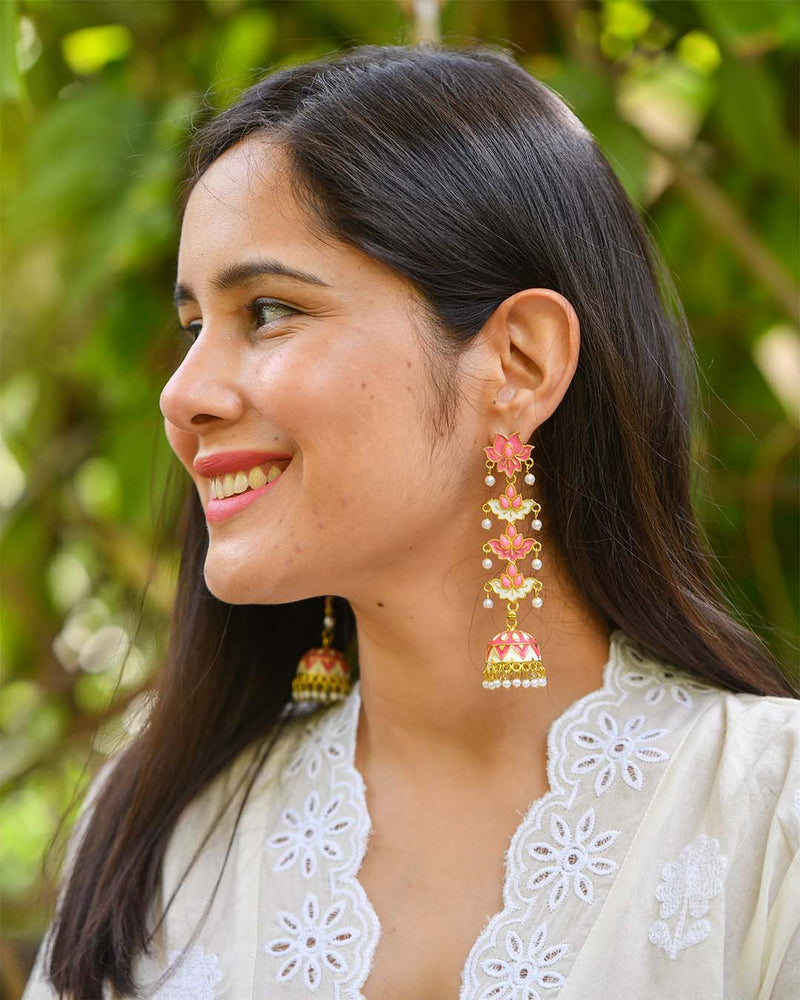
[292,595,353,711]
[481,431,546,691]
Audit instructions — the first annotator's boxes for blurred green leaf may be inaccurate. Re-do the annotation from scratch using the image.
[0,680,43,735]
[212,6,278,107]
[0,0,24,102]
[74,457,122,521]
[677,31,722,75]
[709,55,797,191]
[698,0,800,53]
[602,0,653,41]
[61,24,133,76]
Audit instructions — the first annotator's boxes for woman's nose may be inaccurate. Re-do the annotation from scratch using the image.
[159,338,244,431]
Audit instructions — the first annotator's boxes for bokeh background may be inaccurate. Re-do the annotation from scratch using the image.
[1,1,798,995]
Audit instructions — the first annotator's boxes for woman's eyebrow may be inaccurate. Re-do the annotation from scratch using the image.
[173,257,332,308]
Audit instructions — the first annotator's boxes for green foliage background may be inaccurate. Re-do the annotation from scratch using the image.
[1,1,798,994]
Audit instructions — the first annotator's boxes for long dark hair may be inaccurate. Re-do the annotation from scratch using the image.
[40,41,798,999]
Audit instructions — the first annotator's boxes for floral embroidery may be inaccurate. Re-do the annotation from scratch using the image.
[478,923,569,1000]
[525,808,619,910]
[283,710,350,782]
[267,789,354,879]
[570,711,670,796]
[268,696,380,996]
[153,945,222,1000]
[648,834,727,960]
[265,892,362,989]
[622,659,715,708]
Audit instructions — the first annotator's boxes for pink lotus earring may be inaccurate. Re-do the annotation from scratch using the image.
[292,595,353,709]
[481,431,546,690]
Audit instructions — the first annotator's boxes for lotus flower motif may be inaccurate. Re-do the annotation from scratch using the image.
[484,432,533,477]
[486,484,536,523]
[487,522,535,561]
[487,561,536,601]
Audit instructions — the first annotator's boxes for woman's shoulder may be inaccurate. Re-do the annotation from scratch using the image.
[614,632,800,816]
[690,671,800,774]
[618,630,800,739]
[711,684,800,817]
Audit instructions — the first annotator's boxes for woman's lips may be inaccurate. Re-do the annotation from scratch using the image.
[205,461,288,524]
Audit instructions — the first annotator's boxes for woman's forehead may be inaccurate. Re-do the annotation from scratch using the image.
[183,142,304,235]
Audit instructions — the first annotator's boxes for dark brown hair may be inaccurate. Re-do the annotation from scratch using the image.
[39,41,798,999]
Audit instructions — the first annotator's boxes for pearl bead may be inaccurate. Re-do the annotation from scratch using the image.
[485,474,495,486]
[532,519,542,530]
[524,473,535,484]
[482,557,493,570]
[532,558,542,569]
[522,679,531,687]
[502,679,511,688]
[532,596,543,608]
[482,597,494,609]
[481,518,492,530]
[512,678,521,687]
[482,680,489,688]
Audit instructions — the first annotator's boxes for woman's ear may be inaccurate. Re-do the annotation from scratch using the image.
[487,288,580,439]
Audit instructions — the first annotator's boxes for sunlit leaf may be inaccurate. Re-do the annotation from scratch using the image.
[602,0,653,41]
[677,31,722,75]
[61,24,133,76]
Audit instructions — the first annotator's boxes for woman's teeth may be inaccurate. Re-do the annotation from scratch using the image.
[211,463,285,500]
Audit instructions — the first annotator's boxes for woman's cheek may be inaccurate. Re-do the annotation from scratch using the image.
[164,421,197,472]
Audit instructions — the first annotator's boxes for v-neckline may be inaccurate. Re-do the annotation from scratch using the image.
[337,626,630,998]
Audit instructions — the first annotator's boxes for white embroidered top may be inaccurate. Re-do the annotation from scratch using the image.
[21,628,800,1000]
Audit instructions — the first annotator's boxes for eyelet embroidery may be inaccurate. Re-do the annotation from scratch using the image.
[152,945,222,1000]
[267,789,355,879]
[622,663,715,708]
[264,703,380,994]
[478,923,569,1000]
[648,834,728,960]
[283,712,351,782]
[570,711,670,796]
[524,808,620,910]
[265,892,362,988]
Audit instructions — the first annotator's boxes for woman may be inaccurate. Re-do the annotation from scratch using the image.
[23,42,799,1000]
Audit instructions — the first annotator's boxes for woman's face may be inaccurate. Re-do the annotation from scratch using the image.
[160,138,487,606]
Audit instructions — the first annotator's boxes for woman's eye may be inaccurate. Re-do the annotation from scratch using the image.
[178,298,298,344]
[248,297,298,331]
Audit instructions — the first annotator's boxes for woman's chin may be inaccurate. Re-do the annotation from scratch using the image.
[203,563,264,605]
[202,561,306,606]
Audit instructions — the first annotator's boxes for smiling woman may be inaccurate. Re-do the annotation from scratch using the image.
[22,41,799,1000]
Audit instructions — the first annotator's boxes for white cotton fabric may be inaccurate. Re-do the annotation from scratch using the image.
[21,628,800,999]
